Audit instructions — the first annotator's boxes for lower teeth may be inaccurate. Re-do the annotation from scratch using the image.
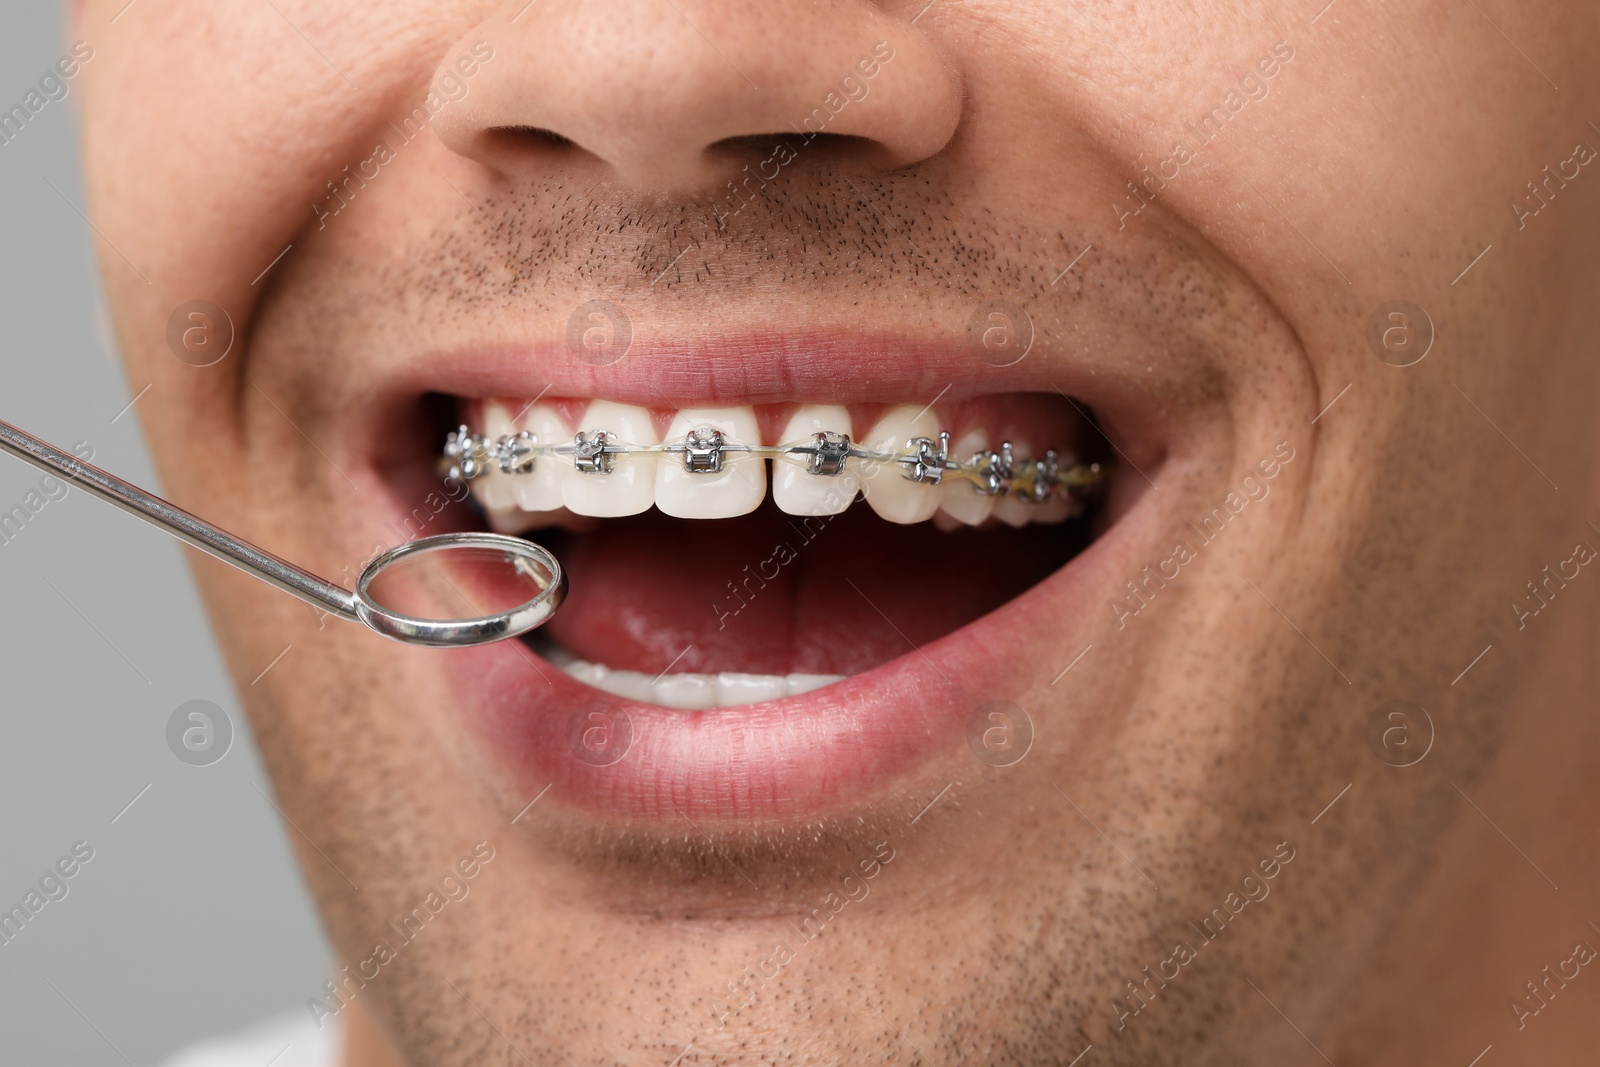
[544,643,844,709]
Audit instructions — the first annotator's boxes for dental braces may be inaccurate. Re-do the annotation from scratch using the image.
[441,425,1110,505]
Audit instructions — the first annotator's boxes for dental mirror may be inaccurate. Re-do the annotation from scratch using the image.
[0,418,565,648]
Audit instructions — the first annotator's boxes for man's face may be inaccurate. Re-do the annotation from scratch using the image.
[76,0,1599,1063]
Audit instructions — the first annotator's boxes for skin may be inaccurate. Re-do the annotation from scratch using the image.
[73,0,1600,1063]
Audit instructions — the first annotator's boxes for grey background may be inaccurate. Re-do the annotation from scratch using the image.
[1,4,331,1064]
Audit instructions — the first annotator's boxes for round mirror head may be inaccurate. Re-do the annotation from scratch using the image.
[355,532,565,647]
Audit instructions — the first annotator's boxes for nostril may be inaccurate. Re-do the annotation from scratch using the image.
[710,133,861,152]
[467,126,586,175]
[708,131,887,168]
[490,125,577,149]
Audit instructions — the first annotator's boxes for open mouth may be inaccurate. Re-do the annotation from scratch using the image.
[440,392,1113,709]
[366,333,1164,822]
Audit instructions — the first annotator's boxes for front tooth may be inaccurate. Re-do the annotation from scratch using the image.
[859,405,943,524]
[655,407,766,519]
[513,403,569,512]
[472,401,518,510]
[772,405,858,517]
[716,672,789,705]
[560,400,658,517]
[938,428,997,527]
[653,673,719,710]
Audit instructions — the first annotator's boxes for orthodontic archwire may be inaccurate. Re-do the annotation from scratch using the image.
[441,425,1110,505]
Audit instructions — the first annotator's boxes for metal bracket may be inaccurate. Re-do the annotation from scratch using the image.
[572,431,620,474]
[899,431,955,485]
[682,427,727,473]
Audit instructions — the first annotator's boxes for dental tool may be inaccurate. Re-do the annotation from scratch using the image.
[0,418,565,648]
[443,425,1110,504]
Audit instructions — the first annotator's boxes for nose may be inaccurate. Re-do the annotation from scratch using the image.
[431,0,962,190]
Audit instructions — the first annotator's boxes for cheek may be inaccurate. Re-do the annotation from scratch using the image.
[80,2,442,396]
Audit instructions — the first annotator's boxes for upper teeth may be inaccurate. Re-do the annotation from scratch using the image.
[443,402,1107,524]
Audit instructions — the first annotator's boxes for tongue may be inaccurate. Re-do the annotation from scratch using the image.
[536,502,1078,676]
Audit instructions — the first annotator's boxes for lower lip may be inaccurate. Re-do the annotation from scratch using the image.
[446,517,1121,823]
